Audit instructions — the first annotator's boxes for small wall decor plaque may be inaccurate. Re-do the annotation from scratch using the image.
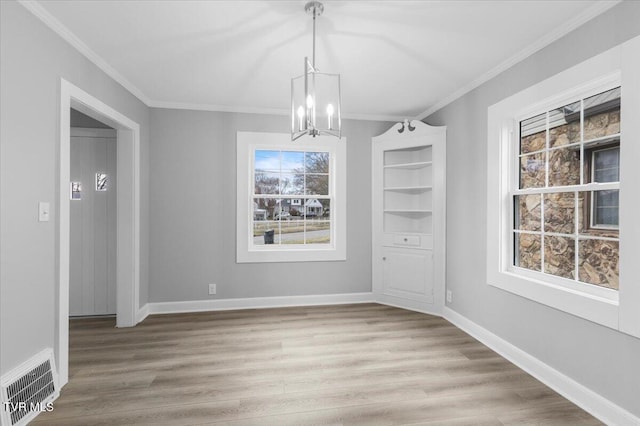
[71,182,82,200]
[96,173,108,191]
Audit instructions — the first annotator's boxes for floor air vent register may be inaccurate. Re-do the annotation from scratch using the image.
[1,349,59,426]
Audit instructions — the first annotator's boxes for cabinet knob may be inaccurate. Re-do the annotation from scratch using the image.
[404,238,408,242]
[382,257,386,261]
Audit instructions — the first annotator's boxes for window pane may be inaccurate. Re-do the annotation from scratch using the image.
[578,239,619,290]
[281,173,304,195]
[305,175,329,195]
[595,206,619,226]
[253,198,273,220]
[544,192,574,234]
[577,191,619,236]
[303,198,325,218]
[548,147,580,187]
[306,220,330,244]
[549,101,581,148]
[280,151,304,173]
[253,221,280,245]
[514,194,541,232]
[594,189,619,226]
[305,152,329,173]
[544,235,575,279]
[594,167,618,183]
[318,199,330,217]
[514,233,541,272]
[519,152,546,189]
[280,219,305,245]
[593,148,619,183]
[520,113,546,154]
[255,172,280,195]
[255,150,281,172]
[583,87,621,140]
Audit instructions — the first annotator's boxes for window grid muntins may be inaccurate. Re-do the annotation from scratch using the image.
[514,87,620,291]
[252,149,332,247]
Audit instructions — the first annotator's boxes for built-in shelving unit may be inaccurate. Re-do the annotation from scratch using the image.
[383,145,433,236]
[372,120,446,314]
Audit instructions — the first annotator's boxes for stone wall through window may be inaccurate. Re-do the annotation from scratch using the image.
[514,87,620,290]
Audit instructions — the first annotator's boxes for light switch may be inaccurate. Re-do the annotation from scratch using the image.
[39,202,50,222]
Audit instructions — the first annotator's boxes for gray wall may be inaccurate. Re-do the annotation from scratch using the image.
[0,1,150,375]
[426,1,640,416]
[149,108,390,302]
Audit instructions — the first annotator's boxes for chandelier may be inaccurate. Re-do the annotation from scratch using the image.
[291,1,341,140]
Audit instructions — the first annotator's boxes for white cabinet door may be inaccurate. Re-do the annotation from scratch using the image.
[382,247,433,304]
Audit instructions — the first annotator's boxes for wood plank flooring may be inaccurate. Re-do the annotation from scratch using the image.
[34,303,601,425]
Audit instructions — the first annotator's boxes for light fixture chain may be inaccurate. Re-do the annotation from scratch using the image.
[312,5,316,69]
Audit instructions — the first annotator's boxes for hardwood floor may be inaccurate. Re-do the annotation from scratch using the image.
[35,303,601,425]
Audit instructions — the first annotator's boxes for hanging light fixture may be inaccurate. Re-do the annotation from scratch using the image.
[291,1,341,141]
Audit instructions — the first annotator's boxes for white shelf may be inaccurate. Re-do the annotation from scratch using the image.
[381,144,434,235]
[384,209,432,213]
[384,185,432,191]
[384,161,432,170]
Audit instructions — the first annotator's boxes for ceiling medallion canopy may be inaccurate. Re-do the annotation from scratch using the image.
[291,1,341,141]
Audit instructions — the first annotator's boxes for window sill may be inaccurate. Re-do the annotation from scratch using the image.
[237,245,346,263]
[488,268,619,329]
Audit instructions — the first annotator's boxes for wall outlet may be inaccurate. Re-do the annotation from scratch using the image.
[208,283,217,295]
[446,290,453,303]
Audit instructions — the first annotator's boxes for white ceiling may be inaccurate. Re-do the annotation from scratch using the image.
[25,0,618,121]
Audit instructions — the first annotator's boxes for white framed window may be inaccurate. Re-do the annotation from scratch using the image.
[513,85,620,294]
[237,132,346,263]
[487,36,640,338]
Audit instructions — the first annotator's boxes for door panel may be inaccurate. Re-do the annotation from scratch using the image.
[70,129,117,316]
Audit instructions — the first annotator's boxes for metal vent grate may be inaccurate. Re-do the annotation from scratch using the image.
[1,349,58,426]
[5,361,55,425]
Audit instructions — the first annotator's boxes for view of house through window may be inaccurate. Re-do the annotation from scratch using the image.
[253,149,331,246]
[514,86,620,290]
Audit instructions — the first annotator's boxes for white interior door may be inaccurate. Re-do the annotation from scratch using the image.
[70,128,117,316]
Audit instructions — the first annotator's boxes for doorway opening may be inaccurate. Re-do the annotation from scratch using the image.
[69,110,117,319]
[58,79,141,386]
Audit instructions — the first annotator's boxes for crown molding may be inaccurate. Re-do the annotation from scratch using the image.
[18,0,151,105]
[415,0,622,120]
[148,100,403,122]
[19,0,620,123]
[148,100,290,116]
[17,0,402,122]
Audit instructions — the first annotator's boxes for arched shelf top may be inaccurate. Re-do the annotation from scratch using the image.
[373,119,446,142]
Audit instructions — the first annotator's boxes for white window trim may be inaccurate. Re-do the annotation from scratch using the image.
[237,131,346,263]
[487,36,640,338]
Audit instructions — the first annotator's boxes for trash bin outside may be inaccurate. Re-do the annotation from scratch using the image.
[264,229,274,244]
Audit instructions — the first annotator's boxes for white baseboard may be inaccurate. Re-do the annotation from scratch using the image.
[141,292,374,316]
[135,303,150,324]
[443,307,639,426]
[376,295,442,317]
